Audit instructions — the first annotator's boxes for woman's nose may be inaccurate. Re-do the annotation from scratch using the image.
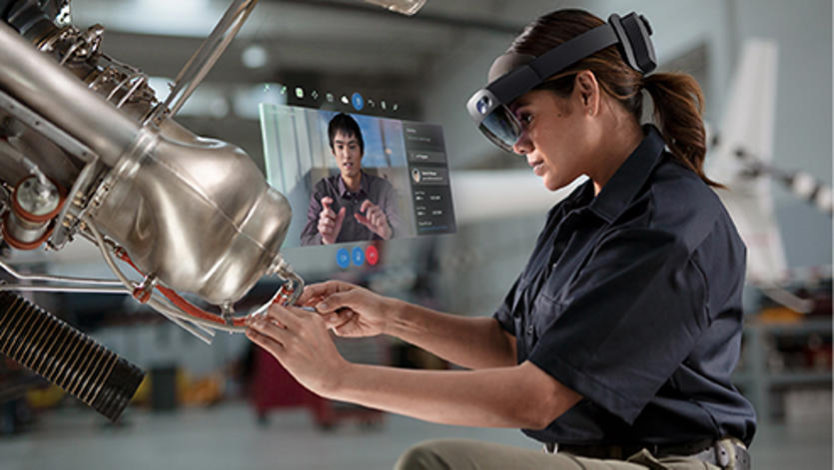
[513,134,533,155]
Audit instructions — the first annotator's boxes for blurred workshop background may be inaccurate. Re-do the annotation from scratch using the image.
[0,0,831,469]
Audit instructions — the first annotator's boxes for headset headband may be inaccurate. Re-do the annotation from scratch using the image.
[486,13,656,105]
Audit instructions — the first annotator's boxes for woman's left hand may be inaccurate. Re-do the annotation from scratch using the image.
[246,304,349,398]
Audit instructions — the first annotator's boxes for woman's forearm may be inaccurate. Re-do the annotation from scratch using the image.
[327,361,579,429]
[385,299,517,369]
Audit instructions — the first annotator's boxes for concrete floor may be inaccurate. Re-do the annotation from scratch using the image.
[0,401,830,470]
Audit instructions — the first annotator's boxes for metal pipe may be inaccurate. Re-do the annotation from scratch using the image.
[0,138,50,186]
[0,285,128,294]
[0,258,124,286]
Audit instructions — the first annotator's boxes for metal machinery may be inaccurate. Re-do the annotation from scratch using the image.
[0,0,305,421]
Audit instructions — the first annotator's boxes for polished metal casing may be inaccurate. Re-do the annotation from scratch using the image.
[89,121,291,305]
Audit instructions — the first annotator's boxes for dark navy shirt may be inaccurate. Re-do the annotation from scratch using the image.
[494,125,756,446]
[300,171,401,246]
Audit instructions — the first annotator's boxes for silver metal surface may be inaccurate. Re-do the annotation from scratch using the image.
[0,138,52,186]
[87,121,292,305]
[0,4,295,309]
[0,89,98,164]
[4,211,49,244]
[0,21,140,168]
[15,176,60,216]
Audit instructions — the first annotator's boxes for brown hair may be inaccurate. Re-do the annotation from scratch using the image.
[509,9,721,187]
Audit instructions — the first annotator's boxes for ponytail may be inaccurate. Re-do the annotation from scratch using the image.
[643,73,723,188]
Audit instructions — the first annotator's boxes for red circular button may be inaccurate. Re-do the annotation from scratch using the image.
[365,245,379,266]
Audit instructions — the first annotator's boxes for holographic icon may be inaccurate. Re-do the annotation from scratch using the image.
[351,246,365,266]
[336,248,350,269]
[365,245,379,266]
[351,92,364,111]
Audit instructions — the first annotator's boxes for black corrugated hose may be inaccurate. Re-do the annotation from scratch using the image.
[0,290,144,422]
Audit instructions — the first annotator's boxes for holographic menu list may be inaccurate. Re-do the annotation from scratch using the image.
[403,122,456,235]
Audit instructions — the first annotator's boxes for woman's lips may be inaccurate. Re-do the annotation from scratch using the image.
[529,159,545,176]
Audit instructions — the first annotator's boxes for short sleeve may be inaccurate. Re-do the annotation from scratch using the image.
[528,228,707,424]
[493,275,521,336]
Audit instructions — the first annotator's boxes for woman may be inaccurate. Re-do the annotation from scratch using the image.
[247,9,756,470]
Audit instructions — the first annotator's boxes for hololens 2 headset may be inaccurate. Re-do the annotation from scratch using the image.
[466,12,657,153]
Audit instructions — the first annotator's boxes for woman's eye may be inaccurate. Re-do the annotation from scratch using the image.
[518,113,533,126]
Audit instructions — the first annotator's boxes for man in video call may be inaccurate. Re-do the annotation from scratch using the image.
[300,113,401,246]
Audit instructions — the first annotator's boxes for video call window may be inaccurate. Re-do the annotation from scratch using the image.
[259,103,456,249]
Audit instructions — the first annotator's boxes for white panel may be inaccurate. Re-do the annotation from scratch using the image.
[706,40,787,284]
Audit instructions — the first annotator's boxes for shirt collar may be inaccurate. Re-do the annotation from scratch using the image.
[338,170,369,198]
[588,124,666,223]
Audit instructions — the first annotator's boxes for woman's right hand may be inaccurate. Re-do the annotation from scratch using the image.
[297,280,393,337]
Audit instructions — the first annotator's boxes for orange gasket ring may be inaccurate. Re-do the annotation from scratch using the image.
[1,215,54,251]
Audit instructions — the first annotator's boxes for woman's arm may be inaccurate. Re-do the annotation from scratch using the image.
[300,281,517,369]
[246,305,581,429]
[385,299,517,369]
[332,361,581,429]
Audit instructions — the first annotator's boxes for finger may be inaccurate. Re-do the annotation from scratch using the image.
[283,304,318,321]
[360,199,375,213]
[266,304,302,329]
[354,212,371,228]
[335,207,346,225]
[246,328,285,353]
[321,196,333,211]
[368,208,383,227]
[318,218,335,230]
[250,315,289,334]
[315,290,364,314]
[298,282,343,306]
[319,209,336,221]
[318,226,332,240]
[333,320,361,337]
[320,309,354,327]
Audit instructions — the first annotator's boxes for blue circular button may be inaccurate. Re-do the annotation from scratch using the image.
[352,246,365,266]
[336,248,350,269]
[351,92,364,111]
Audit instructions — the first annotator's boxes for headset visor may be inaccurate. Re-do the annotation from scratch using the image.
[479,103,523,153]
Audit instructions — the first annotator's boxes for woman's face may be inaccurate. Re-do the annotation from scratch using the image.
[510,81,599,191]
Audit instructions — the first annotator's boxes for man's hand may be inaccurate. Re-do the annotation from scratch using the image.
[355,199,392,240]
[318,196,346,245]
[298,280,393,338]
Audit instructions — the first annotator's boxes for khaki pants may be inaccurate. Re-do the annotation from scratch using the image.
[395,439,721,470]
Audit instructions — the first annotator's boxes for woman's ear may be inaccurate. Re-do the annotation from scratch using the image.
[573,70,600,117]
